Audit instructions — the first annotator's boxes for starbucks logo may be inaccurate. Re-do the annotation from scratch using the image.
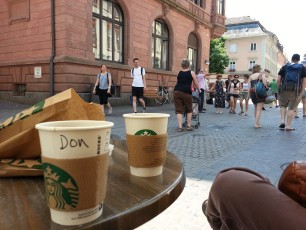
[42,163,79,210]
[134,129,157,136]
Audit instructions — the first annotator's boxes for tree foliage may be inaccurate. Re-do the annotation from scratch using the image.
[208,37,229,74]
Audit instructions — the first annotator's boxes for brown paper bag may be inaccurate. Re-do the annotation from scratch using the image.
[0,88,104,176]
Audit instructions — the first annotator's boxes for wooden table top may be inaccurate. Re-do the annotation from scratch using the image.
[0,139,186,230]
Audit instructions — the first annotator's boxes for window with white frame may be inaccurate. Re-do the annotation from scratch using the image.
[217,0,225,15]
[250,43,257,51]
[187,33,198,72]
[92,0,123,62]
[229,61,236,70]
[249,60,255,69]
[229,44,237,53]
[152,19,169,70]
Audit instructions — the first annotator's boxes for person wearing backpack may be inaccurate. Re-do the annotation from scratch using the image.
[248,64,267,129]
[131,58,147,113]
[93,64,113,115]
[277,54,306,131]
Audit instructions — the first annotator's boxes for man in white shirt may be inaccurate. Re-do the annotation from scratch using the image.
[131,58,147,113]
[203,73,209,111]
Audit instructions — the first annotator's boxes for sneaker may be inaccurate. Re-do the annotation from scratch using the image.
[245,112,248,116]
[294,115,299,119]
[279,123,285,129]
[262,107,266,110]
[108,107,112,115]
[186,126,193,131]
[238,111,244,115]
[142,107,147,113]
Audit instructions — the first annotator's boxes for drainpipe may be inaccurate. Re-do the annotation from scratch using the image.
[50,0,55,96]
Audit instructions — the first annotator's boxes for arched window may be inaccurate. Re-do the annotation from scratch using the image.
[187,33,198,72]
[92,0,123,62]
[152,19,169,70]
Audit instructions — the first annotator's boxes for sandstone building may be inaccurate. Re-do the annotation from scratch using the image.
[0,0,226,104]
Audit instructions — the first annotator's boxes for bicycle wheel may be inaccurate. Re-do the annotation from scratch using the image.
[155,92,166,105]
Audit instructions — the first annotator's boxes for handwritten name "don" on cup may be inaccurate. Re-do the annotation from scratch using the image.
[60,135,89,149]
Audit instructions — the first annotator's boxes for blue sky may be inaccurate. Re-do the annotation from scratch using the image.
[226,0,306,59]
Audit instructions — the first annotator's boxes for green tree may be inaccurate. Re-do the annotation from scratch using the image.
[208,37,229,74]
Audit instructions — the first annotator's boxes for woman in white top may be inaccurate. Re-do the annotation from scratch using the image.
[239,74,250,116]
[248,64,267,128]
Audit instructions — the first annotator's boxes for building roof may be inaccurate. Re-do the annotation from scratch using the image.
[225,16,284,52]
[225,16,258,26]
[225,16,266,31]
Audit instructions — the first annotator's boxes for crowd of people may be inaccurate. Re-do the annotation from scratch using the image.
[203,54,306,229]
[92,56,306,229]
[93,55,306,134]
[172,55,306,132]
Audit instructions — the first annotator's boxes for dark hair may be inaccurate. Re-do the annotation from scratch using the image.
[216,74,222,79]
[133,58,139,62]
[252,64,261,73]
[291,54,300,62]
[234,74,239,78]
[243,74,249,79]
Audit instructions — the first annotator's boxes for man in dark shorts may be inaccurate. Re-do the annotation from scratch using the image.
[131,58,147,113]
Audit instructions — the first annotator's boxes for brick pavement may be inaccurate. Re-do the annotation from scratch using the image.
[1,99,305,229]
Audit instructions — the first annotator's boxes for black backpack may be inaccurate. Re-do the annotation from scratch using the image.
[131,67,144,78]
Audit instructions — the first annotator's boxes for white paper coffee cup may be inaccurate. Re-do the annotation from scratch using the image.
[35,120,114,226]
[123,113,170,177]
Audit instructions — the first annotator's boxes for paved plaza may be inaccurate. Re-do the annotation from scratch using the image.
[1,99,305,229]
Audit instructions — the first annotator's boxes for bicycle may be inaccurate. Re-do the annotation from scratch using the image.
[155,83,173,105]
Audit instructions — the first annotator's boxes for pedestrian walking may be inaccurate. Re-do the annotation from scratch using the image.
[225,75,233,108]
[239,74,250,116]
[209,74,225,114]
[173,59,200,132]
[228,74,240,114]
[269,79,279,108]
[131,58,147,113]
[93,64,112,115]
[203,74,209,111]
[249,64,267,128]
[277,54,306,130]
[196,69,208,113]
[303,88,306,117]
